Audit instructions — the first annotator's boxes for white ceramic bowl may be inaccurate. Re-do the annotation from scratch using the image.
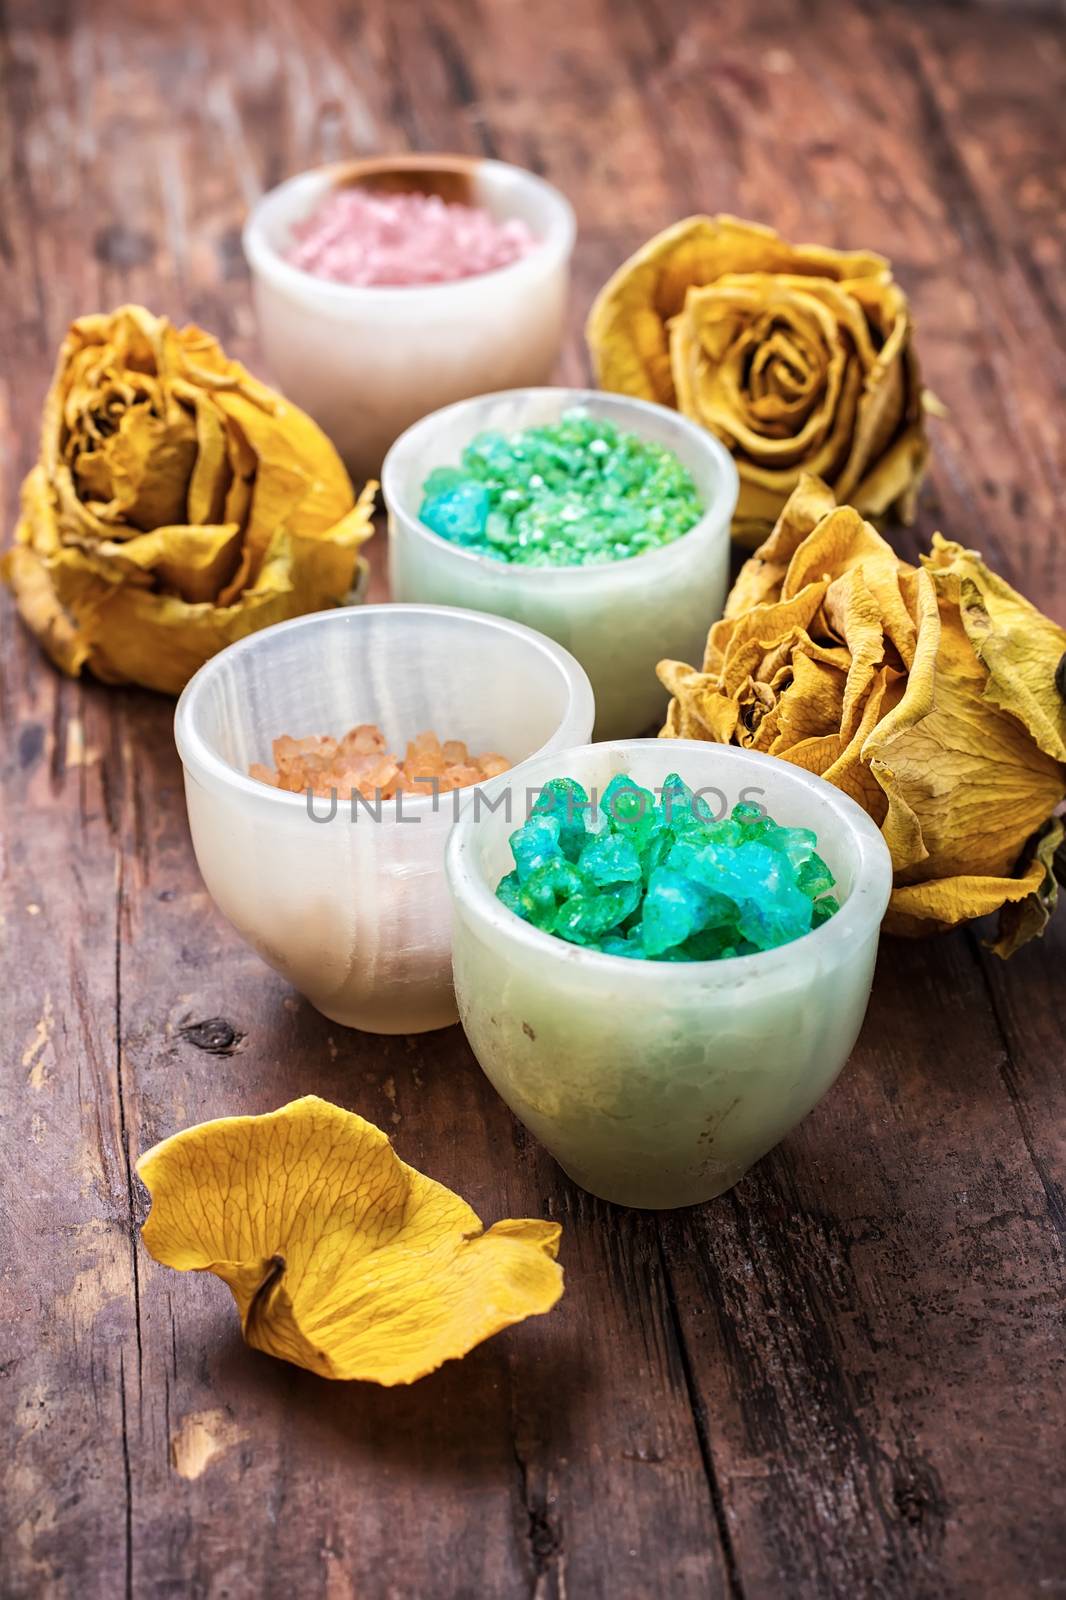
[384,388,739,741]
[446,740,893,1208]
[174,604,594,1034]
[243,156,575,481]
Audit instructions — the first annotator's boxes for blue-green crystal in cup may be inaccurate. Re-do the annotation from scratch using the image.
[419,409,703,566]
[495,776,839,960]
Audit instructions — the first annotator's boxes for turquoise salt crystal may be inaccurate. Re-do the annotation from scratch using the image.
[578,831,642,887]
[510,814,563,881]
[532,777,592,862]
[495,774,840,961]
[642,868,715,957]
[658,771,698,826]
[496,871,525,918]
[418,408,703,567]
[417,473,492,545]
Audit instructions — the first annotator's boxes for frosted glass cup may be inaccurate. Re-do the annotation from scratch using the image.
[243,156,575,480]
[447,741,893,1208]
[175,605,594,1034]
[384,389,738,741]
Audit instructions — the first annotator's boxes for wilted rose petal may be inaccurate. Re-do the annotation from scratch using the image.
[137,1096,563,1385]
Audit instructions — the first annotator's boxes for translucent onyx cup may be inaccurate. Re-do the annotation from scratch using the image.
[384,388,738,741]
[243,156,575,480]
[446,740,893,1208]
[174,605,594,1034]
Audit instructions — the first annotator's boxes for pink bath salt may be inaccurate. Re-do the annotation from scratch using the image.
[251,724,511,800]
[285,187,537,287]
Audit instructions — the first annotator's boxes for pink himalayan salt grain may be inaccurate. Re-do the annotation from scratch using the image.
[285,187,536,287]
[250,724,511,800]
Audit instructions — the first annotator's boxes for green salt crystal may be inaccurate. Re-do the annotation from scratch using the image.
[464,431,512,474]
[601,774,658,846]
[812,895,840,926]
[519,859,587,921]
[738,901,810,951]
[796,853,836,899]
[639,825,674,882]
[421,465,467,496]
[485,510,519,551]
[677,927,748,961]
[418,408,704,568]
[767,822,819,869]
[721,841,814,947]
[497,774,839,961]
[553,881,642,944]
[732,801,767,825]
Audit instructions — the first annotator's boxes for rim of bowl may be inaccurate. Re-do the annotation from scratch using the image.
[174,602,596,816]
[445,739,894,980]
[242,155,577,307]
[382,388,740,585]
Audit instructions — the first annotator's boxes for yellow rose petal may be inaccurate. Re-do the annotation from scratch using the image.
[885,848,1053,939]
[870,598,1064,884]
[924,535,1066,765]
[136,1096,564,1386]
[986,817,1064,960]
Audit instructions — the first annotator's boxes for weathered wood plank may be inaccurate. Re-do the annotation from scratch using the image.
[974,914,1066,1224]
[0,670,138,1598]
[622,4,1066,1593]
[664,936,1066,1599]
[1,1,1064,1598]
[0,1,728,1595]
[112,689,727,1597]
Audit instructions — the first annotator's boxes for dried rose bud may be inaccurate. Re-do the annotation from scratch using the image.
[659,474,1066,951]
[3,305,375,693]
[588,215,938,548]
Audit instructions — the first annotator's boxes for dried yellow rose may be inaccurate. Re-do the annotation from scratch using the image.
[659,474,1066,947]
[3,306,376,693]
[587,216,936,547]
[136,1096,563,1384]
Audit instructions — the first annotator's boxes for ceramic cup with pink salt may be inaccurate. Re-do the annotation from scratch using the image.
[286,187,536,287]
[243,156,575,479]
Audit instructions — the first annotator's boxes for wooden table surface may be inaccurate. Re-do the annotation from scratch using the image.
[2,2,1064,1596]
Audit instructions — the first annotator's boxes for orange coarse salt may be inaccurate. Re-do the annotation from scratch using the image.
[250,724,510,799]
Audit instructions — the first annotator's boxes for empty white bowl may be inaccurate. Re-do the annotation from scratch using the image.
[383,388,738,741]
[175,604,594,1034]
[243,156,575,481]
[446,740,893,1208]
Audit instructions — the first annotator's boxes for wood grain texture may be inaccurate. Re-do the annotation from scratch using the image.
[1,2,1063,1597]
